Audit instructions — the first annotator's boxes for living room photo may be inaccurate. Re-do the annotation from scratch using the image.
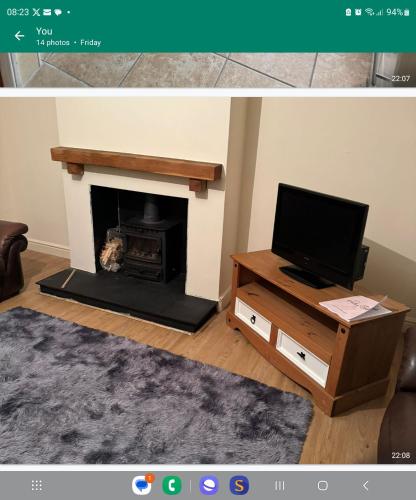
[0,96,415,465]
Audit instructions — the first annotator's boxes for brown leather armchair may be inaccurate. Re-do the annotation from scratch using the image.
[0,220,28,302]
[378,326,416,463]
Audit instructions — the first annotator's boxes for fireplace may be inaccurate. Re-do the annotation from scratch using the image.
[90,187,187,283]
[38,148,224,332]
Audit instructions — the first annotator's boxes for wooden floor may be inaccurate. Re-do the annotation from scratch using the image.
[0,250,402,464]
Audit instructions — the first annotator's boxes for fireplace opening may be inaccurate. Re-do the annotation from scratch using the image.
[90,186,188,284]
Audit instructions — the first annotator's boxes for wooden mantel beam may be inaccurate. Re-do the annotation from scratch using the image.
[51,146,222,192]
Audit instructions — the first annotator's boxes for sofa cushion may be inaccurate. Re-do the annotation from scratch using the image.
[378,392,416,463]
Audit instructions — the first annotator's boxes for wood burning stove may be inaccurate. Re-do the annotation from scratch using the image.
[121,194,183,282]
[91,188,186,284]
[122,225,182,283]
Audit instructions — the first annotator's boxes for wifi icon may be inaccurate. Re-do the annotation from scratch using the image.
[365,8,374,16]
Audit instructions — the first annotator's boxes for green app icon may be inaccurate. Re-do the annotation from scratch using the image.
[162,476,182,495]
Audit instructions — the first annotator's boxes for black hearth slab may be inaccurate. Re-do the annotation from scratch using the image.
[37,269,217,333]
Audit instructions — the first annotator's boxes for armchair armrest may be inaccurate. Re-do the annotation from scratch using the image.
[396,327,416,392]
[0,220,28,261]
[0,255,5,290]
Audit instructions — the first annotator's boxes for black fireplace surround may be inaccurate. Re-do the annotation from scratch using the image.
[38,186,216,332]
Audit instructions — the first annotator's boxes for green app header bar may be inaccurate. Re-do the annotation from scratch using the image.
[1,1,416,52]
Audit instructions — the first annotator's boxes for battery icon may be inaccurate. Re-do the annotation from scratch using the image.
[404,9,410,16]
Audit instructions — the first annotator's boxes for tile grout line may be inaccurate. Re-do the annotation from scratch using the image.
[214,53,230,59]
[42,52,53,63]
[309,53,319,88]
[118,53,144,87]
[213,55,228,87]
[41,60,93,87]
[222,58,296,88]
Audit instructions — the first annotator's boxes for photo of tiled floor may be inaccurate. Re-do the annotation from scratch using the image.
[26,53,373,88]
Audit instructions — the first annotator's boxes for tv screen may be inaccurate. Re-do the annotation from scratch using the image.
[272,184,369,289]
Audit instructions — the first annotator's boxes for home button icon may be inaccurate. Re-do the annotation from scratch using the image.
[317,480,328,492]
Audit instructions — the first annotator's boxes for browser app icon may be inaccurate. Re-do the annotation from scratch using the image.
[199,475,219,495]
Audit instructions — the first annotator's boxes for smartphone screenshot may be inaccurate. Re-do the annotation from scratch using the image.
[0,1,415,499]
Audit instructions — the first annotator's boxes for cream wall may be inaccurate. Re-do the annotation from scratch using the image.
[236,98,262,252]
[246,97,416,322]
[55,97,236,301]
[55,97,231,162]
[218,98,248,304]
[0,98,69,255]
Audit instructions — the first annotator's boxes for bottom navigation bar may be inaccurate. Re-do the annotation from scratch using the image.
[0,471,412,499]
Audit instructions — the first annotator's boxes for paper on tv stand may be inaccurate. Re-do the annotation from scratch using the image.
[319,295,391,322]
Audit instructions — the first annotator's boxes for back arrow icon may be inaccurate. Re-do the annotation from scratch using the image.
[15,31,25,41]
[363,481,369,491]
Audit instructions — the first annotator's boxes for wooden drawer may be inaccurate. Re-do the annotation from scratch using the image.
[235,297,271,342]
[276,328,329,387]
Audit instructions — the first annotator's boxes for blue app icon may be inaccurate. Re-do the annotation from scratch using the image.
[229,476,249,495]
[199,475,219,495]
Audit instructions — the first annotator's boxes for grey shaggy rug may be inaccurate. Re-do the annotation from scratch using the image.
[0,307,313,464]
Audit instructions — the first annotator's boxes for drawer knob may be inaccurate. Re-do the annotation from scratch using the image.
[297,351,306,361]
[250,315,256,324]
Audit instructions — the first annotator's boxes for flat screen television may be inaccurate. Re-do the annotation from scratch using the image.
[272,184,370,290]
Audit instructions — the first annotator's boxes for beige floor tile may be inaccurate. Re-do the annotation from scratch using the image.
[122,53,226,87]
[229,53,316,87]
[25,64,87,87]
[48,53,140,87]
[216,60,289,87]
[312,53,372,87]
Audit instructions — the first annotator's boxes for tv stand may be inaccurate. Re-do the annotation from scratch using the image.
[226,250,410,416]
[280,265,334,289]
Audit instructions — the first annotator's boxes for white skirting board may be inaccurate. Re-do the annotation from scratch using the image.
[27,238,70,259]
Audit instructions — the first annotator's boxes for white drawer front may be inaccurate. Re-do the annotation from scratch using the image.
[276,329,329,387]
[235,298,271,342]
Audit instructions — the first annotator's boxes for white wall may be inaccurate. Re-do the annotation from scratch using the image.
[246,97,416,321]
[55,97,236,301]
[0,98,69,256]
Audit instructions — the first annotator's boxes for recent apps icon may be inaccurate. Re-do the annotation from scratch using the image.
[132,474,155,496]
[199,475,219,495]
[229,475,249,495]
